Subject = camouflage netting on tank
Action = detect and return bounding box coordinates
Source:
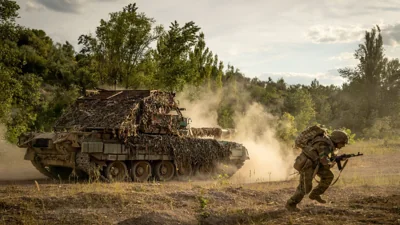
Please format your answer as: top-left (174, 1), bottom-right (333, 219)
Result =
top-left (55, 97), bottom-right (139, 130)
top-left (123, 91), bottom-right (179, 137)
top-left (126, 135), bottom-right (233, 171)
top-left (54, 90), bottom-right (180, 138)
top-left (190, 128), bottom-right (223, 138)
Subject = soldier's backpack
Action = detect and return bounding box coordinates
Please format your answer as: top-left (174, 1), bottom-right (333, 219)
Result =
top-left (294, 125), bottom-right (327, 149)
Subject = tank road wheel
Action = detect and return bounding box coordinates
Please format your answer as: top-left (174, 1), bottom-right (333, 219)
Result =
top-left (176, 164), bottom-right (193, 181)
top-left (154, 161), bottom-right (175, 181)
top-left (105, 161), bottom-right (128, 182)
top-left (131, 161), bottom-right (152, 182)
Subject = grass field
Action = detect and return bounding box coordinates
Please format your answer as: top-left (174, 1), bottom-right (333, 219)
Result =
top-left (0, 140), bottom-right (399, 225)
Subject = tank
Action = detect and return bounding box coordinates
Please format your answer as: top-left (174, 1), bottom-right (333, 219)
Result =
top-left (17, 89), bottom-right (249, 182)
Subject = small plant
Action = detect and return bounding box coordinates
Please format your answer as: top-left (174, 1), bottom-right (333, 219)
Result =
top-left (198, 195), bottom-right (208, 209)
top-left (197, 189), bottom-right (208, 210)
top-left (200, 211), bottom-right (210, 218)
top-left (216, 173), bottom-right (230, 185)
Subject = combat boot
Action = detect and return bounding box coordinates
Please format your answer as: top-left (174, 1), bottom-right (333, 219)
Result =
top-left (309, 194), bottom-right (327, 203)
top-left (285, 200), bottom-right (300, 212)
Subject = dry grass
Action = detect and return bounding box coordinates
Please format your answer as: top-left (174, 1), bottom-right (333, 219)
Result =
top-left (1, 140), bottom-right (400, 225)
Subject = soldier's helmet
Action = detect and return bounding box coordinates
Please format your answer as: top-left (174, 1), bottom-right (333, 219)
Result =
top-left (330, 130), bottom-right (349, 144)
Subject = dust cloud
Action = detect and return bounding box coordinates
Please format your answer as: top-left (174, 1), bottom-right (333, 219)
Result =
top-left (176, 87), bottom-right (296, 183)
top-left (176, 88), bottom-right (222, 128)
top-left (230, 103), bottom-right (296, 183)
top-left (0, 125), bottom-right (45, 181)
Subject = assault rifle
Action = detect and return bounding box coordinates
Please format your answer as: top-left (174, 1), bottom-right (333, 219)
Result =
top-left (334, 152), bottom-right (363, 170)
top-left (323, 152), bottom-right (364, 186)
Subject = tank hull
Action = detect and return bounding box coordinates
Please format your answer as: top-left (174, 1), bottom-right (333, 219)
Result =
top-left (18, 131), bottom-right (249, 182)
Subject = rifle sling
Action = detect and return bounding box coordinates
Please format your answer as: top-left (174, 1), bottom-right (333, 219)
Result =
top-left (331, 159), bottom-right (349, 186)
top-left (314, 159), bottom-right (349, 186)
top-left (312, 162), bottom-right (320, 180)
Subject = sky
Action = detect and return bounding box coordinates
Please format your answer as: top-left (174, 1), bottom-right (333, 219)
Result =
top-left (15, 0), bottom-right (400, 86)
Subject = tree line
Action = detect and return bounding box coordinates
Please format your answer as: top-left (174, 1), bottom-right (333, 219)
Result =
top-left (1, 0), bottom-right (399, 143)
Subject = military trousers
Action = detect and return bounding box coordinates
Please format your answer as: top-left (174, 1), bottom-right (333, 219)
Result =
top-left (288, 163), bottom-right (334, 205)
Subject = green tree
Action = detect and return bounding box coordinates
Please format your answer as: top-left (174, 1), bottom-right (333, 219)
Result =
top-left (0, 0), bottom-right (20, 121)
top-left (276, 112), bottom-right (297, 142)
top-left (46, 41), bottom-right (77, 88)
top-left (78, 3), bottom-right (162, 88)
top-left (6, 73), bottom-right (42, 142)
top-left (339, 26), bottom-right (386, 129)
top-left (75, 53), bottom-right (100, 93)
top-left (209, 54), bottom-right (224, 91)
top-left (284, 87), bottom-right (316, 132)
top-left (18, 29), bottom-right (53, 78)
top-left (0, 1), bottom-right (74, 142)
top-left (307, 79), bottom-right (336, 125)
top-left (381, 59), bottom-right (400, 117)
top-left (189, 32), bottom-right (213, 87)
top-left (154, 21), bottom-right (200, 91)
top-left (0, 0), bottom-right (19, 23)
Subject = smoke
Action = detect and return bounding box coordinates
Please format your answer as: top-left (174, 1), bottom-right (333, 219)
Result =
top-left (176, 85), bottom-right (296, 183)
top-left (231, 103), bottom-right (296, 183)
top-left (176, 87), bottom-right (223, 128)
top-left (0, 125), bottom-right (45, 181)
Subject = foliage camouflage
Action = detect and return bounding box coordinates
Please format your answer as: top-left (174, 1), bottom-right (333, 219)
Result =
top-left (17, 89), bottom-right (249, 182)
top-left (126, 134), bottom-right (240, 175)
top-left (54, 90), bottom-right (179, 136)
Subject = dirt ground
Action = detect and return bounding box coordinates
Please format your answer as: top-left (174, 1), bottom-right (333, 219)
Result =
top-left (1, 140), bottom-right (399, 225)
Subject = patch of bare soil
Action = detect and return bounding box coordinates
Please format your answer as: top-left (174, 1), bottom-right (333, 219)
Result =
top-left (0, 182), bottom-right (399, 225)
top-left (118, 211), bottom-right (197, 225)
top-left (0, 144), bottom-right (399, 225)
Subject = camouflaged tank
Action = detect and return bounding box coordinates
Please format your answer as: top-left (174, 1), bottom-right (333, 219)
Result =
top-left (17, 90), bottom-right (249, 182)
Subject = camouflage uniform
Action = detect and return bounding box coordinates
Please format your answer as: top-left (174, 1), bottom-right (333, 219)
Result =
top-left (287, 135), bottom-right (335, 209)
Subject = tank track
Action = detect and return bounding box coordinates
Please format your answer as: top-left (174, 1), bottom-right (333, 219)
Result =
top-left (75, 152), bottom-right (109, 182)
top-left (31, 160), bottom-right (57, 179)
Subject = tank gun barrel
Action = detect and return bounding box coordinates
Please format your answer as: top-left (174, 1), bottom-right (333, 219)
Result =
top-left (188, 127), bottom-right (236, 139)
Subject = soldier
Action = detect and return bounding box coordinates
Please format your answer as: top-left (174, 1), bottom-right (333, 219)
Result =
top-left (285, 130), bottom-right (349, 212)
